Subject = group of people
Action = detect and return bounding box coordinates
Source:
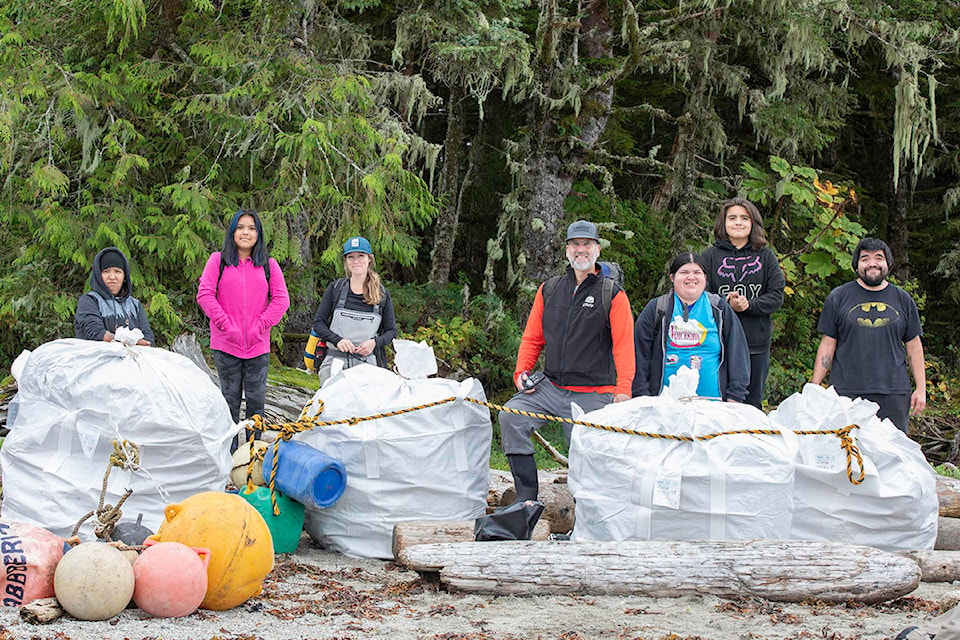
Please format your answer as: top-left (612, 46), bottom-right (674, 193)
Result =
top-left (72, 199), bottom-right (927, 490)
top-left (500, 202), bottom-right (926, 502)
top-left (73, 210), bottom-right (395, 441)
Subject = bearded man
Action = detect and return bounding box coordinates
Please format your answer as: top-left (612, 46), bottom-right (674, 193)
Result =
top-left (811, 237), bottom-right (926, 433)
top-left (498, 220), bottom-right (635, 502)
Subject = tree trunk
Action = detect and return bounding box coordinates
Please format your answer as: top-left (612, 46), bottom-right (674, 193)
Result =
top-left (429, 86), bottom-right (467, 286)
top-left (398, 539), bottom-right (920, 603)
top-left (889, 165), bottom-right (911, 280)
top-left (518, 0), bottom-right (615, 285)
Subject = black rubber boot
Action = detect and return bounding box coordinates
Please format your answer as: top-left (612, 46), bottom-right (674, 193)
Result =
top-left (507, 454), bottom-right (540, 503)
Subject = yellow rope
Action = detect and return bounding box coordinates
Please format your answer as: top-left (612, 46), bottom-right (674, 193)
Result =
top-left (243, 395), bottom-right (867, 507)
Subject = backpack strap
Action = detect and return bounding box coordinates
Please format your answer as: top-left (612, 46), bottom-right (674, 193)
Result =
top-left (600, 277), bottom-right (615, 316)
top-left (540, 274), bottom-right (563, 307)
top-left (655, 292), bottom-right (672, 323)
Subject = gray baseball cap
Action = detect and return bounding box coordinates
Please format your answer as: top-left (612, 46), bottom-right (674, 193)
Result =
top-left (566, 220), bottom-right (600, 242)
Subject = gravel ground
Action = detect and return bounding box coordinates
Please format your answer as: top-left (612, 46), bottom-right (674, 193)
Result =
top-left (0, 534), bottom-right (957, 640)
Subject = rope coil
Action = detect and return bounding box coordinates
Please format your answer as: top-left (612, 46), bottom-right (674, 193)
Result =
top-left (71, 440), bottom-right (142, 541)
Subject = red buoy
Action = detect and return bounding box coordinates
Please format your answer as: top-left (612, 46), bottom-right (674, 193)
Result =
top-left (132, 540), bottom-right (210, 618)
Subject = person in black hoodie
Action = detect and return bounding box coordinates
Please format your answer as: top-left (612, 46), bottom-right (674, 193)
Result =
top-left (74, 247), bottom-right (154, 346)
top-left (700, 197), bottom-right (784, 409)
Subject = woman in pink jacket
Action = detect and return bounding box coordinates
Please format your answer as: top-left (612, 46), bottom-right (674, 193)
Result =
top-left (197, 210), bottom-right (290, 437)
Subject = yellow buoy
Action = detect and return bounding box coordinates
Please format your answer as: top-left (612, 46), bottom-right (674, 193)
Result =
top-left (148, 492), bottom-right (273, 611)
top-left (53, 542), bottom-right (135, 621)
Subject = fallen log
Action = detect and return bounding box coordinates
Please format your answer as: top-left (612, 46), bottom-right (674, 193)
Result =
top-left (898, 550), bottom-right (960, 583)
top-left (935, 517), bottom-right (960, 550)
top-left (392, 519), bottom-right (551, 558)
top-left (398, 539), bottom-right (920, 603)
top-left (937, 475), bottom-right (960, 518)
top-left (20, 597), bottom-right (64, 624)
top-left (501, 482), bottom-right (574, 534)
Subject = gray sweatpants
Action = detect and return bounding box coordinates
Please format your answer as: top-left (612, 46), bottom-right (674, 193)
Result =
top-left (498, 380), bottom-right (612, 456)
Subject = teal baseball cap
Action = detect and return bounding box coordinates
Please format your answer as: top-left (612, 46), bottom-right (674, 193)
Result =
top-left (343, 236), bottom-right (373, 255)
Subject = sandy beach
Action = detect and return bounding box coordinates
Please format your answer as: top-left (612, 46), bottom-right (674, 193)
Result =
top-left (0, 533), bottom-right (956, 640)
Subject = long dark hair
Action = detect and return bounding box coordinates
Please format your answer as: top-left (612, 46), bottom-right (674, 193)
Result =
top-left (221, 209), bottom-right (268, 267)
top-left (715, 197), bottom-right (768, 250)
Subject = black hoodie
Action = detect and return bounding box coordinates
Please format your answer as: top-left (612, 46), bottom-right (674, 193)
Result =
top-left (74, 247), bottom-right (155, 345)
top-left (700, 239), bottom-right (785, 353)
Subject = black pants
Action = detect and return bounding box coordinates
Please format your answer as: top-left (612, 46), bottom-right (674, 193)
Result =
top-left (745, 350), bottom-right (770, 410)
top-left (856, 392), bottom-right (911, 435)
top-left (212, 350), bottom-right (269, 423)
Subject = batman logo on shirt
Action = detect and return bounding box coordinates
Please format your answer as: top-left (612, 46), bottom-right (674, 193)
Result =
top-left (847, 301), bottom-right (898, 328)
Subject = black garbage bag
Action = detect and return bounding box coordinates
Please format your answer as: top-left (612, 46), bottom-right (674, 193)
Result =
top-left (474, 500), bottom-right (545, 541)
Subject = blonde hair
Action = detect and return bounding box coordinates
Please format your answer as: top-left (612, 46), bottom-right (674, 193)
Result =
top-left (343, 255), bottom-right (382, 306)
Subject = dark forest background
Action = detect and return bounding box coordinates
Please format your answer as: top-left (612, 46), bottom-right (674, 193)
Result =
top-left (3, 0), bottom-right (960, 435)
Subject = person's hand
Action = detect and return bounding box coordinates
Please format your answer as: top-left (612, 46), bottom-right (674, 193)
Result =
top-left (613, 393), bottom-right (630, 403)
top-left (725, 398), bottom-right (741, 403)
top-left (103, 331), bottom-right (115, 342)
top-left (726, 291), bottom-right (749, 312)
top-left (136, 339), bottom-right (151, 346)
top-left (911, 387), bottom-right (927, 415)
top-left (336, 338), bottom-right (356, 353)
top-left (355, 339), bottom-right (376, 357)
top-left (516, 372), bottom-right (534, 394)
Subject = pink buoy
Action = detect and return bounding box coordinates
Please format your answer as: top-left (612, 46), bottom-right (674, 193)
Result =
top-left (133, 540), bottom-right (210, 618)
top-left (0, 519), bottom-right (65, 607)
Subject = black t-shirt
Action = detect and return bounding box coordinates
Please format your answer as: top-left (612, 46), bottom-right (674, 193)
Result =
top-left (817, 280), bottom-right (922, 395)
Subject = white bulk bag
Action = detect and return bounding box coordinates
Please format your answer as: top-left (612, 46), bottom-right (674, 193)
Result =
top-left (298, 364), bottom-right (491, 559)
top-left (1, 339), bottom-right (233, 538)
top-left (570, 395), bottom-right (797, 542)
top-left (769, 384), bottom-right (937, 551)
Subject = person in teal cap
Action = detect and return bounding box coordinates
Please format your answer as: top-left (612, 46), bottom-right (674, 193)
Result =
top-left (311, 236), bottom-right (397, 385)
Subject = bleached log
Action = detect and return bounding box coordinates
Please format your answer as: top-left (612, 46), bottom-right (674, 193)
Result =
top-left (899, 550), bottom-right (960, 582)
top-left (20, 598), bottom-right (64, 624)
top-left (501, 482), bottom-right (574, 534)
top-left (937, 475), bottom-right (960, 518)
top-left (936, 517), bottom-right (960, 550)
top-left (392, 519), bottom-right (551, 558)
top-left (398, 539), bottom-right (920, 604)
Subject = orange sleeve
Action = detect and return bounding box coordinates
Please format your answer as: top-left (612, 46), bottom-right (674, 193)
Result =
top-left (514, 285), bottom-right (547, 385)
top-left (609, 289), bottom-right (636, 396)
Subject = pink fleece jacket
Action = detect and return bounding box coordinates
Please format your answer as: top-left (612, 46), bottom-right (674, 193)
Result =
top-left (196, 252), bottom-right (290, 358)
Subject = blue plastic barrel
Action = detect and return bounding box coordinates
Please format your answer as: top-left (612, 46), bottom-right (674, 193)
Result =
top-left (262, 440), bottom-right (347, 509)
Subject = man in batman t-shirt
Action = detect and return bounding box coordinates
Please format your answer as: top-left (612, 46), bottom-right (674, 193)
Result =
top-left (811, 237), bottom-right (926, 434)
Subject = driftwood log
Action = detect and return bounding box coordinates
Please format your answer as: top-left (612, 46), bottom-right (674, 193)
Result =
top-left (937, 475), bottom-right (960, 518)
top-left (898, 550), bottom-right (960, 582)
top-left (935, 517), bottom-right (960, 550)
top-left (19, 597), bottom-right (64, 624)
top-left (392, 519), bottom-right (551, 558)
top-left (398, 539), bottom-right (921, 603)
